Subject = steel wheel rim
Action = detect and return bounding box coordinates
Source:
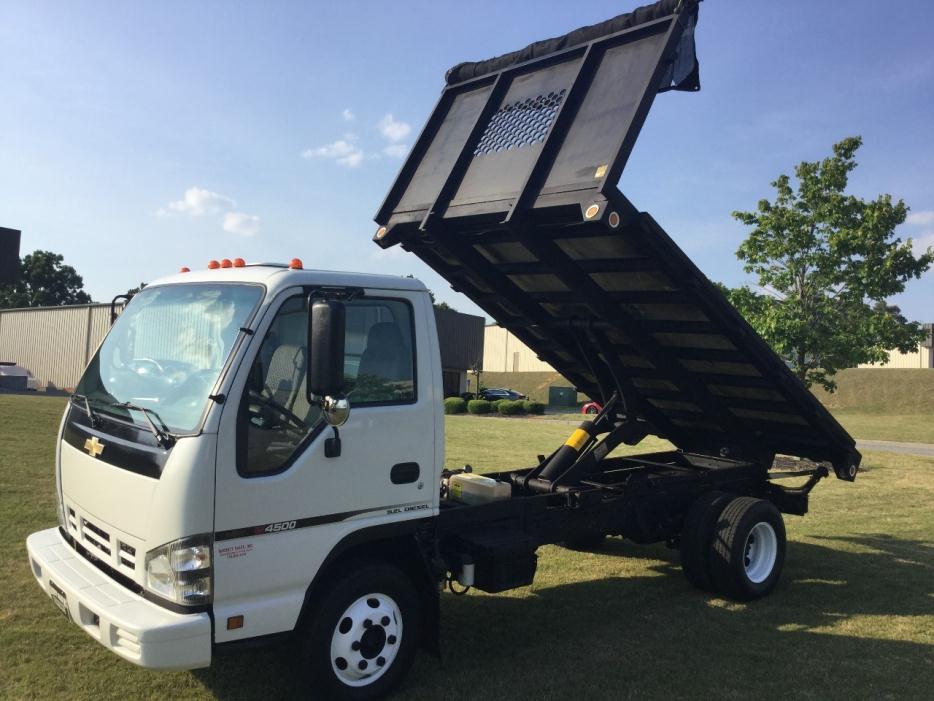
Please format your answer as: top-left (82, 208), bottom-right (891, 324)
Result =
top-left (330, 593), bottom-right (402, 687)
top-left (743, 521), bottom-right (777, 584)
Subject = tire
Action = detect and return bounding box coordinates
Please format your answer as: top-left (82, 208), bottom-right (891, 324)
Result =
top-left (561, 531), bottom-right (607, 551)
top-left (679, 491), bottom-right (733, 592)
top-left (299, 561), bottom-right (423, 700)
top-left (709, 497), bottom-right (786, 601)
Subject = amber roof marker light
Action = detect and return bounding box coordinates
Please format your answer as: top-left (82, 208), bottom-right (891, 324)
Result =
top-left (207, 260), bottom-right (220, 269)
top-left (289, 258), bottom-right (303, 270)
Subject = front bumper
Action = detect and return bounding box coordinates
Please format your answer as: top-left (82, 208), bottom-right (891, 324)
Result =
top-left (26, 527), bottom-right (212, 670)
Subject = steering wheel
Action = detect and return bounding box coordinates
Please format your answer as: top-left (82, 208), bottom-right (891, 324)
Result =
top-left (129, 357), bottom-right (166, 377)
top-left (248, 389), bottom-right (307, 432)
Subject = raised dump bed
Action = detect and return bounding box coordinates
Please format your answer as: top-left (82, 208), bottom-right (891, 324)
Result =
top-left (374, 0), bottom-right (860, 485)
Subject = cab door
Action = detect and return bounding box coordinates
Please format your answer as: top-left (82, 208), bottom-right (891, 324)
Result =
top-left (211, 287), bottom-right (438, 642)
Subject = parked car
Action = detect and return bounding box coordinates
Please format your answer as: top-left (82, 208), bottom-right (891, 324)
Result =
top-left (479, 387), bottom-right (527, 401)
top-left (0, 362), bottom-right (39, 391)
top-left (581, 401), bottom-right (602, 415)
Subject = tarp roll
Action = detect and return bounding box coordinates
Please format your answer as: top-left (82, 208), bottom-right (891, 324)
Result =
top-left (445, 0), bottom-right (700, 91)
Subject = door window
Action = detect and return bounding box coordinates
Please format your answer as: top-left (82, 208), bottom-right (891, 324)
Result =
top-left (238, 295), bottom-right (416, 476)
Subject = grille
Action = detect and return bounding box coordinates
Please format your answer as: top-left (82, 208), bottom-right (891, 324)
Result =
top-left (80, 517), bottom-right (112, 557)
top-left (474, 90), bottom-right (566, 156)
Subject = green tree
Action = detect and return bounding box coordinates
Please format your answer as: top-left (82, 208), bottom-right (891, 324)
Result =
top-left (727, 136), bottom-right (933, 392)
top-left (0, 250), bottom-right (93, 308)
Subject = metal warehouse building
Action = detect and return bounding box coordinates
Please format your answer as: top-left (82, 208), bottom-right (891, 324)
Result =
top-left (483, 324), bottom-right (554, 373)
top-left (487, 322), bottom-right (934, 374)
top-left (858, 324), bottom-right (934, 368)
top-left (0, 303), bottom-right (484, 394)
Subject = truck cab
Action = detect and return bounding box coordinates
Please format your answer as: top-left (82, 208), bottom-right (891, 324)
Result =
top-left (28, 263), bottom-right (442, 676)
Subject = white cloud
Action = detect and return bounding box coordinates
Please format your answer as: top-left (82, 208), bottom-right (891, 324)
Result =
top-left (342, 108), bottom-right (355, 122)
top-left (377, 113), bottom-right (411, 143)
top-left (382, 143), bottom-right (409, 159)
top-left (160, 186), bottom-right (235, 217)
top-left (222, 212), bottom-right (261, 237)
top-left (302, 137), bottom-right (364, 168)
top-left (906, 210), bottom-right (934, 227)
top-left (911, 231), bottom-right (934, 257)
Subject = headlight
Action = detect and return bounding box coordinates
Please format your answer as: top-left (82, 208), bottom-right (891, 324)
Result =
top-left (144, 534), bottom-right (213, 606)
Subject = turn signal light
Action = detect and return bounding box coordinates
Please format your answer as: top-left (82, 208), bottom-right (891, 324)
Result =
top-left (233, 258), bottom-right (245, 267)
top-left (207, 260), bottom-right (220, 269)
top-left (289, 258), bottom-right (303, 270)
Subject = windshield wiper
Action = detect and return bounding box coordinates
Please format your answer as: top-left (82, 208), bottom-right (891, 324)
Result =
top-left (71, 393), bottom-right (101, 428)
top-left (110, 401), bottom-right (176, 449)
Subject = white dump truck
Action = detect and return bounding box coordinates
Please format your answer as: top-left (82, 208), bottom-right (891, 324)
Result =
top-left (26, 2), bottom-right (860, 698)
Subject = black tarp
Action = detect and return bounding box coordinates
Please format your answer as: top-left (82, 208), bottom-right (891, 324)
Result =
top-left (445, 0), bottom-right (700, 91)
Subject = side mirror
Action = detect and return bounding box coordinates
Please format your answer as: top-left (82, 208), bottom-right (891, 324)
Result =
top-left (308, 299), bottom-right (346, 399)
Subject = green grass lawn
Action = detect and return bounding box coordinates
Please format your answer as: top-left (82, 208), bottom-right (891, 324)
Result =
top-left (2, 395), bottom-right (933, 700)
top-left (830, 410), bottom-right (934, 444)
top-left (538, 408), bottom-right (934, 445)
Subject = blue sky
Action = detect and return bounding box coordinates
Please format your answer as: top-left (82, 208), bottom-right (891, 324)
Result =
top-left (2, 1), bottom-right (933, 321)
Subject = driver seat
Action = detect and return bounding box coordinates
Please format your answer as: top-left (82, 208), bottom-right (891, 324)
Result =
top-left (264, 344), bottom-right (307, 414)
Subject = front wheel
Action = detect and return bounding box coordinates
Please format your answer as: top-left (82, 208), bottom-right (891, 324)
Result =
top-left (300, 562), bottom-right (422, 700)
top-left (709, 497), bottom-right (786, 601)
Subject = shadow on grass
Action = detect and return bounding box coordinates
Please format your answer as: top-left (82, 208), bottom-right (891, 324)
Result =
top-left (193, 534), bottom-right (933, 700)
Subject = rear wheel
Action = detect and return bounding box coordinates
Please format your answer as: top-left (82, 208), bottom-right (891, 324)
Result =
top-left (300, 562), bottom-right (422, 700)
top-left (709, 497), bottom-right (786, 601)
top-left (680, 491), bottom-right (733, 591)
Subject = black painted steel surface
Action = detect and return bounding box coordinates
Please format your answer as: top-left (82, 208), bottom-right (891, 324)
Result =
top-left (373, 2), bottom-right (860, 480)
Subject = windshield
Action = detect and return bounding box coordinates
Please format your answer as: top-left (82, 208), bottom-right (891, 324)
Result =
top-left (75, 283), bottom-right (262, 433)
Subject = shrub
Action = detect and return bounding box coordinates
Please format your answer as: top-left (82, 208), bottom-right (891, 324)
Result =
top-left (492, 399), bottom-right (509, 412)
top-left (497, 399), bottom-right (527, 416)
top-left (523, 400), bottom-right (545, 415)
top-left (467, 399), bottom-right (492, 415)
top-left (444, 397), bottom-right (467, 414)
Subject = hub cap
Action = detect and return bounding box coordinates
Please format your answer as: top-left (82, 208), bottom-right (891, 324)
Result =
top-left (743, 521), bottom-right (778, 584)
top-left (330, 593), bottom-right (402, 687)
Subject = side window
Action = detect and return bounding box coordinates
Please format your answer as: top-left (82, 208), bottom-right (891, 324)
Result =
top-left (344, 299), bottom-right (416, 405)
top-left (239, 296), bottom-right (416, 476)
top-left (239, 296), bottom-right (321, 476)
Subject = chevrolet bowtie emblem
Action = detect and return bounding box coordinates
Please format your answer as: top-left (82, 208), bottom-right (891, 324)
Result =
top-left (84, 436), bottom-right (105, 458)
